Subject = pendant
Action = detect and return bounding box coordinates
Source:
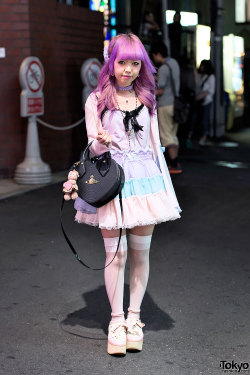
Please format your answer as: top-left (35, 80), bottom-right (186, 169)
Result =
top-left (126, 100), bottom-right (128, 104)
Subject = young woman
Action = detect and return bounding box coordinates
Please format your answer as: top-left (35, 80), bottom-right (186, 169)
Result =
top-left (69, 33), bottom-right (181, 355)
top-left (189, 59), bottom-right (215, 146)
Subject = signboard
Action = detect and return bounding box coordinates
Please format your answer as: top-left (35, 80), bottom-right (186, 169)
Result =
top-left (19, 56), bottom-right (44, 117)
top-left (81, 58), bottom-right (102, 105)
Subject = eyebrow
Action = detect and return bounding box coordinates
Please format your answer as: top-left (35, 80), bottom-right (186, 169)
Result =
top-left (117, 59), bottom-right (141, 62)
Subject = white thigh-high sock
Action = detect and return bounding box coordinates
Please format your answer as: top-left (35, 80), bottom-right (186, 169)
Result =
top-left (128, 233), bottom-right (152, 320)
top-left (103, 235), bottom-right (127, 322)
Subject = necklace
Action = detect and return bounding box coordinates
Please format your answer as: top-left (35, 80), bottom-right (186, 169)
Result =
top-left (117, 89), bottom-right (135, 105)
top-left (116, 97), bottom-right (139, 150)
top-left (116, 96), bottom-right (138, 114)
top-left (115, 83), bottom-right (133, 91)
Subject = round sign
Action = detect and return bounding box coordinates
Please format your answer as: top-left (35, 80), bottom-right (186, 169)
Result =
top-left (19, 57), bottom-right (44, 93)
top-left (86, 61), bottom-right (102, 89)
top-left (26, 60), bottom-right (44, 93)
top-left (81, 58), bottom-right (102, 90)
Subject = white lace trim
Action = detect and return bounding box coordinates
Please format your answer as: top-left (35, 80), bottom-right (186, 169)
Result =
top-left (75, 214), bottom-right (180, 230)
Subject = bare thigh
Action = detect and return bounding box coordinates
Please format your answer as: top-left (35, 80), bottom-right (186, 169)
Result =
top-left (129, 224), bottom-right (155, 236)
top-left (101, 228), bottom-right (126, 238)
top-left (101, 224), bottom-right (155, 238)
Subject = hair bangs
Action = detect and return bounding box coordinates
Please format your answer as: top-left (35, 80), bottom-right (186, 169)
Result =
top-left (115, 38), bottom-right (145, 62)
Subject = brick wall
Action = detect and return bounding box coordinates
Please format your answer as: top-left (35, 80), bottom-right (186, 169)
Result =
top-left (0, 0), bottom-right (103, 178)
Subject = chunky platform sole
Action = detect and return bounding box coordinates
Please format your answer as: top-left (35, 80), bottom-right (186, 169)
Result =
top-left (126, 339), bottom-right (143, 351)
top-left (107, 341), bottom-right (126, 355)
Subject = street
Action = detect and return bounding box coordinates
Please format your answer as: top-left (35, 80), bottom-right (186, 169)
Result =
top-left (0, 137), bottom-right (250, 375)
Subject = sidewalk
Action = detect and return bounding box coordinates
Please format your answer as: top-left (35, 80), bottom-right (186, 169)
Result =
top-left (0, 170), bottom-right (66, 200)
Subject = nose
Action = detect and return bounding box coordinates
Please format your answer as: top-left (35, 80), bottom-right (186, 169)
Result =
top-left (124, 64), bottom-right (132, 73)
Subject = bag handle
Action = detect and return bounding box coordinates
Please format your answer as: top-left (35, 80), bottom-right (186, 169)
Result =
top-left (60, 191), bottom-right (123, 271)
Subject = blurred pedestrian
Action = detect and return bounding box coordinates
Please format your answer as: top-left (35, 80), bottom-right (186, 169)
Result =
top-left (65, 33), bottom-right (181, 355)
top-left (189, 60), bottom-right (215, 145)
top-left (141, 11), bottom-right (162, 43)
top-left (151, 42), bottom-right (182, 174)
top-left (168, 11), bottom-right (182, 63)
top-left (178, 57), bottom-right (197, 147)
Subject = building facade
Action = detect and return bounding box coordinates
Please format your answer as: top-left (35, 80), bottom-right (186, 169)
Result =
top-left (0, 0), bottom-right (103, 178)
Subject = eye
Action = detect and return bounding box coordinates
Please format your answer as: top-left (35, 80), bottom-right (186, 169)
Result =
top-left (118, 60), bottom-right (125, 65)
top-left (133, 61), bottom-right (141, 66)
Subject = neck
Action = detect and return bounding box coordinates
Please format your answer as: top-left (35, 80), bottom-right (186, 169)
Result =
top-left (115, 83), bottom-right (133, 91)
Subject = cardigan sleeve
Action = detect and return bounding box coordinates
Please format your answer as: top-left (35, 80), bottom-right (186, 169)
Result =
top-left (85, 93), bottom-right (111, 156)
top-left (150, 111), bottom-right (181, 213)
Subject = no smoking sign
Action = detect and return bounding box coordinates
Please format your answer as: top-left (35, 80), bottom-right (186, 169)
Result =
top-left (19, 56), bottom-right (44, 117)
top-left (26, 60), bottom-right (44, 93)
top-left (81, 58), bottom-right (102, 105)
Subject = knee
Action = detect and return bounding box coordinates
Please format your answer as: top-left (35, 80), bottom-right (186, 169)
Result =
top-left (108, 250), bottom-right (127, 269)
top-left (129, 248), bottom-right (149, 267)
top-left (104, 235), bottom-right (128, 268)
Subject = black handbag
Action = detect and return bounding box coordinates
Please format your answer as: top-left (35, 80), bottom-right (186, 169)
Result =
top-left (60, 141), bottom-right (125, 271)
top-left (75, 141), bottom-right (125, 207)
top-left (164, 62), bottom-right (190, 125)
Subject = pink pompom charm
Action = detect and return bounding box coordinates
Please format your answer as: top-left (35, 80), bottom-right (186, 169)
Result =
top-left (64, 193), bottom-right (71, 201)
top-left (71, 191), bottom-right (78, 200)
top-left (63, 181), bottom-right (73, 191)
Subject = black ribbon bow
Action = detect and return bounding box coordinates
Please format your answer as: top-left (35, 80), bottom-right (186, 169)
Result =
top-left (123, 104), bottom-right (144, 133)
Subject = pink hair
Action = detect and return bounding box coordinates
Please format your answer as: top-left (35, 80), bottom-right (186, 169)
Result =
top-left (94, 33), bottom-right (157, 118)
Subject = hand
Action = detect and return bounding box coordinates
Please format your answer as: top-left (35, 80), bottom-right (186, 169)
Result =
top-left (96, 130), bottom-right (112, 147)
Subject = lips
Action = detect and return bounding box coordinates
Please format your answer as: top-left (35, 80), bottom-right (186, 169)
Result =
top-left (122, 75), bottom-right (132, 79)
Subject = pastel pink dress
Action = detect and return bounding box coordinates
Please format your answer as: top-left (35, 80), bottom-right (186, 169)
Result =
top-left (74, 93), bottom-right (181, 230)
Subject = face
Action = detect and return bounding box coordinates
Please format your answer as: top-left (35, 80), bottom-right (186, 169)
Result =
top-left (199, 63), bottom-right (205, 73)
top-left (113, 59), bottom-right (141, 87)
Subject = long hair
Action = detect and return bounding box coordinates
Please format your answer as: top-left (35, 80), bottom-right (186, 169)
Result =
top-left (95, 33), bottom-right (157, 118)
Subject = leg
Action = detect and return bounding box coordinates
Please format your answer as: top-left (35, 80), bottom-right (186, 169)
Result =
top-left (102, 228), bottom-right (127, 322)
top-left (126, 224), bottom-right (154, 351)
top-left (102, 228), bottom-right (127, 355)
top-left (158, 105), bottom-right (182, 173)
top-left (167, 144), bottom-right (178, 160)
top-left (199, 103), bottom-right (212, 145)
top-left (127, 224), bottom-right (154, 320)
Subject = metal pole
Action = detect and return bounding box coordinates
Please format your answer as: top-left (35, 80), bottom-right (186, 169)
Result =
top-left (162, 0), bottom-right (170, 52)
top-left (116, 0), bottom-right (131, 33)
top-left (210, 0), bottom-right (225, 138)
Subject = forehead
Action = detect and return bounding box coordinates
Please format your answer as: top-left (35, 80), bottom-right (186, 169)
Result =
top-left (115, 41), bottom-right (144, 62)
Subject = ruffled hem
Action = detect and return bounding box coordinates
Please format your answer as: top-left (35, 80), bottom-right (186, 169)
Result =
top-left (75, 215), bottom-right (180, 230)
top-left (75, 190), bottom-right (180, 230)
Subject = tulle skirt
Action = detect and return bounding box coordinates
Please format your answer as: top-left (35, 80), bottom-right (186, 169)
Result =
top-left (74, 149), bottom-right (180, 230)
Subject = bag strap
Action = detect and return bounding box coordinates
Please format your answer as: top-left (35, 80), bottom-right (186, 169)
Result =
top-left (163, 61), bottom-right (176, 97)
top-left (200, 75), bottom-right (209, 89)
top-left (60, 191), bottom-right (123, 271)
